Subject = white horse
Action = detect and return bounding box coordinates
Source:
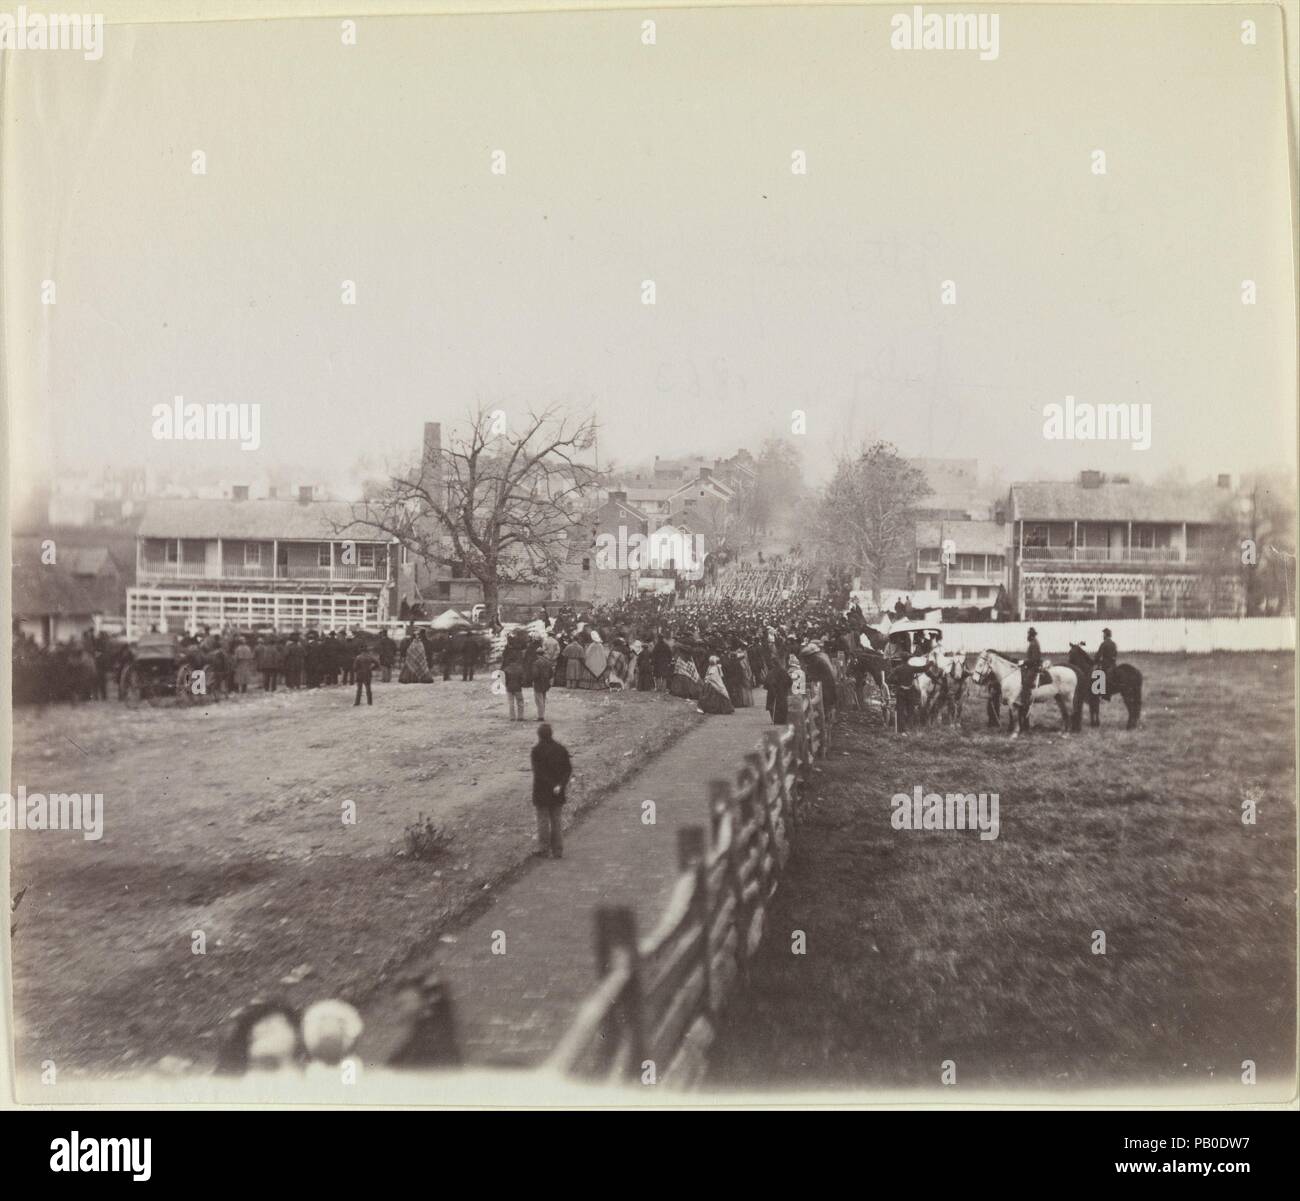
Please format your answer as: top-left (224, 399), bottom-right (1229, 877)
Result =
top-left (971, 649), bottom-right (1076, 736)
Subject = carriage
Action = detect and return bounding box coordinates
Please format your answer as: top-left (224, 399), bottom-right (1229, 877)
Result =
top-left (119, 633), bottom-right (182, 705)
top-left (847, 619), bottom-right (945, 731)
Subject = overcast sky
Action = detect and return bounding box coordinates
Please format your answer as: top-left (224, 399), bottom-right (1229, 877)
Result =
top-left (4, 4), bottom-right (1296, 503)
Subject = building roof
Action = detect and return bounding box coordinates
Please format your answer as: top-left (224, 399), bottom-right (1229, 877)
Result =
top-left (12, 538), bottom-right (125, 618)
top-left (1010, 481), bottom-right (1232, 524)
top-left (668, 475), bottom-right (735, 502)
top-left (916, 519), bottom-right (1008, 554)
top-left (137, 498), bottom-right (391, 542)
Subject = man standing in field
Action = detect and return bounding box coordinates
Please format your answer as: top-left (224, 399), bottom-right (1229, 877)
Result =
top-left (353, 640), bottom-right (379, 706)
top-left (378, 629), bottom-right (397, 683)
top-left (530, 723), bottom-right (571, 859)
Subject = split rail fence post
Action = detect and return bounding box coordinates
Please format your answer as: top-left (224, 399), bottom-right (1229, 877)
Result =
top-left (678, 825), bottom-right (711, 1019)
top-left (595, 905), bottom-right (643, 1079)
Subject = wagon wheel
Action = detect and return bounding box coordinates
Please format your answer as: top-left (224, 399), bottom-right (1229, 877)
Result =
top-left (878, 679), bottom-right (894, 730)
top-left (175, 665), bottom-right (193, 705)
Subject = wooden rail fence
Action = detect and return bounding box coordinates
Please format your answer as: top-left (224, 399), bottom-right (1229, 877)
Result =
top-left (547, 683), bottom-right (830, 1085)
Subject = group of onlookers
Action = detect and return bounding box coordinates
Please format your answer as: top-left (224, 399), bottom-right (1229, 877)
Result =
top-left (11, 630), bottom-right (118, 705)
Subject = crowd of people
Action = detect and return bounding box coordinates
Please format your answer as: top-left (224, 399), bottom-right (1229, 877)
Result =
top-left (481, 591), bottom-right (853, 727)
top-left (12, 630), bottom-right (115, 705)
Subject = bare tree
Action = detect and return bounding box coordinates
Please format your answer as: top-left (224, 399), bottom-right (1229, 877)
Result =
top-left (736, 437), bottom-right (803, 541)
top-left (344, 406), bottom-right (601, 613)
top-left (808, 441), bottom-right (931, 609)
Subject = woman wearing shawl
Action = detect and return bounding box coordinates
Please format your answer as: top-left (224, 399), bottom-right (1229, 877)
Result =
top-left (765, 654), bottom-right (792, 725)
top-left (561, 636), bottom-right (585, 688)
top-left (722, 643), bottom-right (753, 707)
top-left (669, 647), bottom-right (700, 700)
top-left (579, 634), bottom-right (608, 689)
top-left (399, 632), bottom-right (434, 683)
top-left (606, 640), bottom-right (633, 691)
top-left (698, 656), bottom-right (735, 715)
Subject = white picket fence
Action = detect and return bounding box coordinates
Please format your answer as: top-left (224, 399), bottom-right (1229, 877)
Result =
top-left (936, 616), bottom-right (1295, 656)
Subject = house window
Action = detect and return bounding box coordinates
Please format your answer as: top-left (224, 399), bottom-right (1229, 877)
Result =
top-left (358, 544), bottom-right (375, 568)
top-left (165, 541), bottom-right (180, 563)
top-left (244, 544), bottom-right (261, 565)
top-left (436, 581), bottom-right (451, 599)
top-left (318, 543), bottom-right (332, 567)
top-left (582, 557), bottom-right (590, 572)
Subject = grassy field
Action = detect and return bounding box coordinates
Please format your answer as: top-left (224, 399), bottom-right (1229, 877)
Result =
top-left (8, 678), bottom-right (698, 1078)
top-left (707, 652), bottom-right (1296, 1095)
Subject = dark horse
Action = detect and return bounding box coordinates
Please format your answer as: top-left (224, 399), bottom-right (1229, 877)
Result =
top-left (1066, 643), bottom-right (1143, 730)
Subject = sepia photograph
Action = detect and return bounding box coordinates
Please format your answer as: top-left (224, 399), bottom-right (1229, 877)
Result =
top-left (1, 0), bottom-right (1297, 1165)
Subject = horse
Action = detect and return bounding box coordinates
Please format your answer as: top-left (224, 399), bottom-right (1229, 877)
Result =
top-left (925, 651), bottom-right (971, 726)
top-left (1066, 643), bottom-right (1143, 730)
top-left (840, 628), bottom-right (893, 723)
top-left (971, 649), bottom-right (1077, 736)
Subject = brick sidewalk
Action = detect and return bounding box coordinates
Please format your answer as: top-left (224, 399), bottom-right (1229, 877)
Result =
top-left (363, 694), bottom-right (772, 1067)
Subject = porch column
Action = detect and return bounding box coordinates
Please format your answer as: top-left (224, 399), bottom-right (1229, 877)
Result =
top-left (1017, 521), bottom-right (1025, 619)
top-left (216, 536), bottom-right (223, 581)
top-left (272, 539), bottom-right (278, 581)
top-left (330, 542), bottom-right (335, 582)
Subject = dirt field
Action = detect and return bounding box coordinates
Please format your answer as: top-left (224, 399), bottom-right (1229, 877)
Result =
top-left (8, 678), bottom-right (698, 1078)
top-left (708, 652), bottom-right (1297, 1094)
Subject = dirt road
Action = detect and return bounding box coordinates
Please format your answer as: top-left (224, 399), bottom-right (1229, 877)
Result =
top-left (9, 678), bottom-right (698, 1078)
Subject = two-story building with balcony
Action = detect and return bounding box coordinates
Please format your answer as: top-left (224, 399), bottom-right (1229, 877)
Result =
top-left (914, 519), bottom-right (1010, 609)
top-left (127, 496), bottom-right (398, 635)
top-left (1008, 473), bottom-right (1243, 620)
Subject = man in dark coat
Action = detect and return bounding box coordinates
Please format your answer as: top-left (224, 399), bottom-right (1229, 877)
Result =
top-left (459, 630), bottom-right (477, 681)
top-left (530, 723), bottom-right (572, 859)
top-left (283, 635), bottom-right (305, 689)
top-left (378, 631), bottom-right (397, 683)
top-left (1017, 627), bottom-right (1043, 715)
top-left (353, 641), bottom-right (379, 706)
top-left (652, 635), bottom-right (674, 691)
top-left (1097, 627), bottom-right (1117, 695)
top-left (304, 634), bottom-right (322, 688)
